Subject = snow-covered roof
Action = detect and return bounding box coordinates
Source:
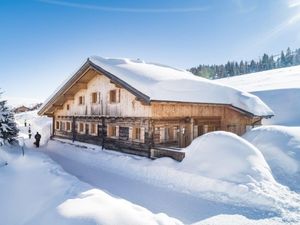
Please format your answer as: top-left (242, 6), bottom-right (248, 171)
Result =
top-left (89, 56), bottom-right (273, 117)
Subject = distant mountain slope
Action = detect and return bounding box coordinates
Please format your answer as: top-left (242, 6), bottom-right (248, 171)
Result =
top-left (216, 65), bottom-right (300, 92)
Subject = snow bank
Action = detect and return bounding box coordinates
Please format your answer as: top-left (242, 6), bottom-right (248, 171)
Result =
top-left (59, 189), bottom-right (182, 225)
top-left (192, 214), bottom-right (289, 225)
top-left (0, 147), bottom-right (182, 225)
top-left (88, 57), bottom-right (273, 116)
top-left (244, 126), bottom-right (300, 191)
top-left (44, 135), bottom-right (300, 215)
top-left (181, 131), bottom-right (274, 183)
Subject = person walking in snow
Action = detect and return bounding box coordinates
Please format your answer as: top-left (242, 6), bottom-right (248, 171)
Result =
top-left (34, 132), bottom-right (41, 148)
top-left (24, 120), bottom-right (27, 127)
top-left (28, 126), bottom-right (32, 139)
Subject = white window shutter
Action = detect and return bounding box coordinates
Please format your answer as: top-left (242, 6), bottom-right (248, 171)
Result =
top-left (98, 92), bottom-right (101, 104)
top-left (116, 126), bottom-right (119, 137)
top-left (140, 127), bottom-right (145, 143)
top-left (107, 124), bottom-right (110, 137)
top-left (107, 92), bottom-right (110, 103)
top-left (129, 127), bottom-right (133, 140)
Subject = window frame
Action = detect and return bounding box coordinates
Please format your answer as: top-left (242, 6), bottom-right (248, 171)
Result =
top-left (78, 96), bottom-right (85, 105)
top-left (133, 127), bottom-right (141, 140)
top-left (107, 124), bottom-right (119, 138)
top-left (91, 92), bottom-right (99, 104)
top-left (109, 89), bottom-right (120, 104)
top-left (66, 121), bottom-right (71, 132)
top-left (90, 123), bottom-right (98, 136)
top-left (55, 121), bottom-right (60, 130)
top-left (78, 122), bottom-right (85, 134)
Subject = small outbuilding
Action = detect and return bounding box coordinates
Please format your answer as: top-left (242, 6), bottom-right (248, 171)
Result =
top-left (14, 105), bottom-right (30, 114)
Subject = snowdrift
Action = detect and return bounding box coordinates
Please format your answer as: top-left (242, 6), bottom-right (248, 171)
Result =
top-left (244, 126), bottom-right (300, 191)
top-left (181, 131), bottom-right (274, 183)
top-left (43, 133), bottom-right (300, 214)
top-left (0, 148), bottom-right (182, 225)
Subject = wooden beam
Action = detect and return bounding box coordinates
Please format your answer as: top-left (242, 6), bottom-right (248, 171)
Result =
top-left (73, 82), bottom-right (87, 90)
top-left (110, 80), bottom-right (122, 88)
top-left (53, 104), bottom-right (63, 110)
top-left (63, 94), bottom-right (74, 101)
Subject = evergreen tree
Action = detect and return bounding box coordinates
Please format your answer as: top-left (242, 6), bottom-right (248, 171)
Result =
top-left (189, 46), bottom-right (300, 79)
top-left (261, 53), bottom-right (269, 70)
top-left (286, 47), bottom-right (293, 66)
top-left (0, 93), bottom-right (18, 145)
top-left (280, 51), bottom-right (286, 67)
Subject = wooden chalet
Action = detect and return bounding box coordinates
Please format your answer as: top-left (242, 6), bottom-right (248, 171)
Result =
top-left (38, 57), bottom-right (273, 161)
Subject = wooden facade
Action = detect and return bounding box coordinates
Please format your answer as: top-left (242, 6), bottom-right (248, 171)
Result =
top-left (39, 59), bottom-right (268, 160)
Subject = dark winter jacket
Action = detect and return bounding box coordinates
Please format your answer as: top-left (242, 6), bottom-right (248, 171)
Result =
top-left (34, 133), bottom-right (41, 141)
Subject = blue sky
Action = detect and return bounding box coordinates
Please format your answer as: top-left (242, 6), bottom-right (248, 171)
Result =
top-left (1, 0), bottom-right (300, 105)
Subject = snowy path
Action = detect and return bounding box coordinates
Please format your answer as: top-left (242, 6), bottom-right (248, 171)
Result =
top-left (39, 142), bottom-right (275, 224)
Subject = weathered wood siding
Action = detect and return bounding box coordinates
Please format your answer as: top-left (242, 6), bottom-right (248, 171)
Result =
top-left (150, 102), bottom-right (257, 136)
top-left (55, 71), bottom-right (151, 117)
top-left (53, 116), bottom-right (152, 157)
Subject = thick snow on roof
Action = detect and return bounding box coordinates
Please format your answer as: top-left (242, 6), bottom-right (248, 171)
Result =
top-left (90, 56), bottom-right (273, 116)
top-left (216, 65), bottom-right (300, 92)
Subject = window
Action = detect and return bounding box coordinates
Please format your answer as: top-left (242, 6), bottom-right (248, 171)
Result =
top-left (91, 92), bottom-right (98, 104)
top-left (109, 90), bottom-right (116, 103)
top-left (85, 123), bottom-right (89, 134)
top-left (66, 104), bottom-right (70, 110)
top-left (133, 127), bottom-right (141, 140)
top-left (130, 126), bottom-right (145, 143)
top-left (109, 89), bottom-right (120, 103)
top-left (90, 123), bottom-right (97, 135)
top-left (108, 125), bottom-right (119, 138)
top-left (79, 96), bottom-right (85, 105)
top-left (56, 121), bottom-right (60, 130)
top-left (61, 122), bottom-right (65, 131)
top-left (79, 123), bottom-right (84, 133)
top-left (66, 122), bottom-right (71, 131)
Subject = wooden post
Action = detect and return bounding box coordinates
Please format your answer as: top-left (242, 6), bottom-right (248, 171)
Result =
top-left (52, 116), bottom-right (55, 138)
top-left (72, 116), bottom-right (76, 142)
top-left (190, 118), bottom-right (194, 143)
top-left (101, 117), bottom-right (105, 150)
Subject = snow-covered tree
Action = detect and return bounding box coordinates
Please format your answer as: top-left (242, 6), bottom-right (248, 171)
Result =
top-left (0, 94), bottom-right (18, 145)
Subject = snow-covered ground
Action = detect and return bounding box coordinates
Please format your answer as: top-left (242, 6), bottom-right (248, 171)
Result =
top-left (1, 110), bottom-right (299, 224)
top-left (0, 146), bottom-right (182, 225)
top-left (244, 126), bottom-right (300, 192)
